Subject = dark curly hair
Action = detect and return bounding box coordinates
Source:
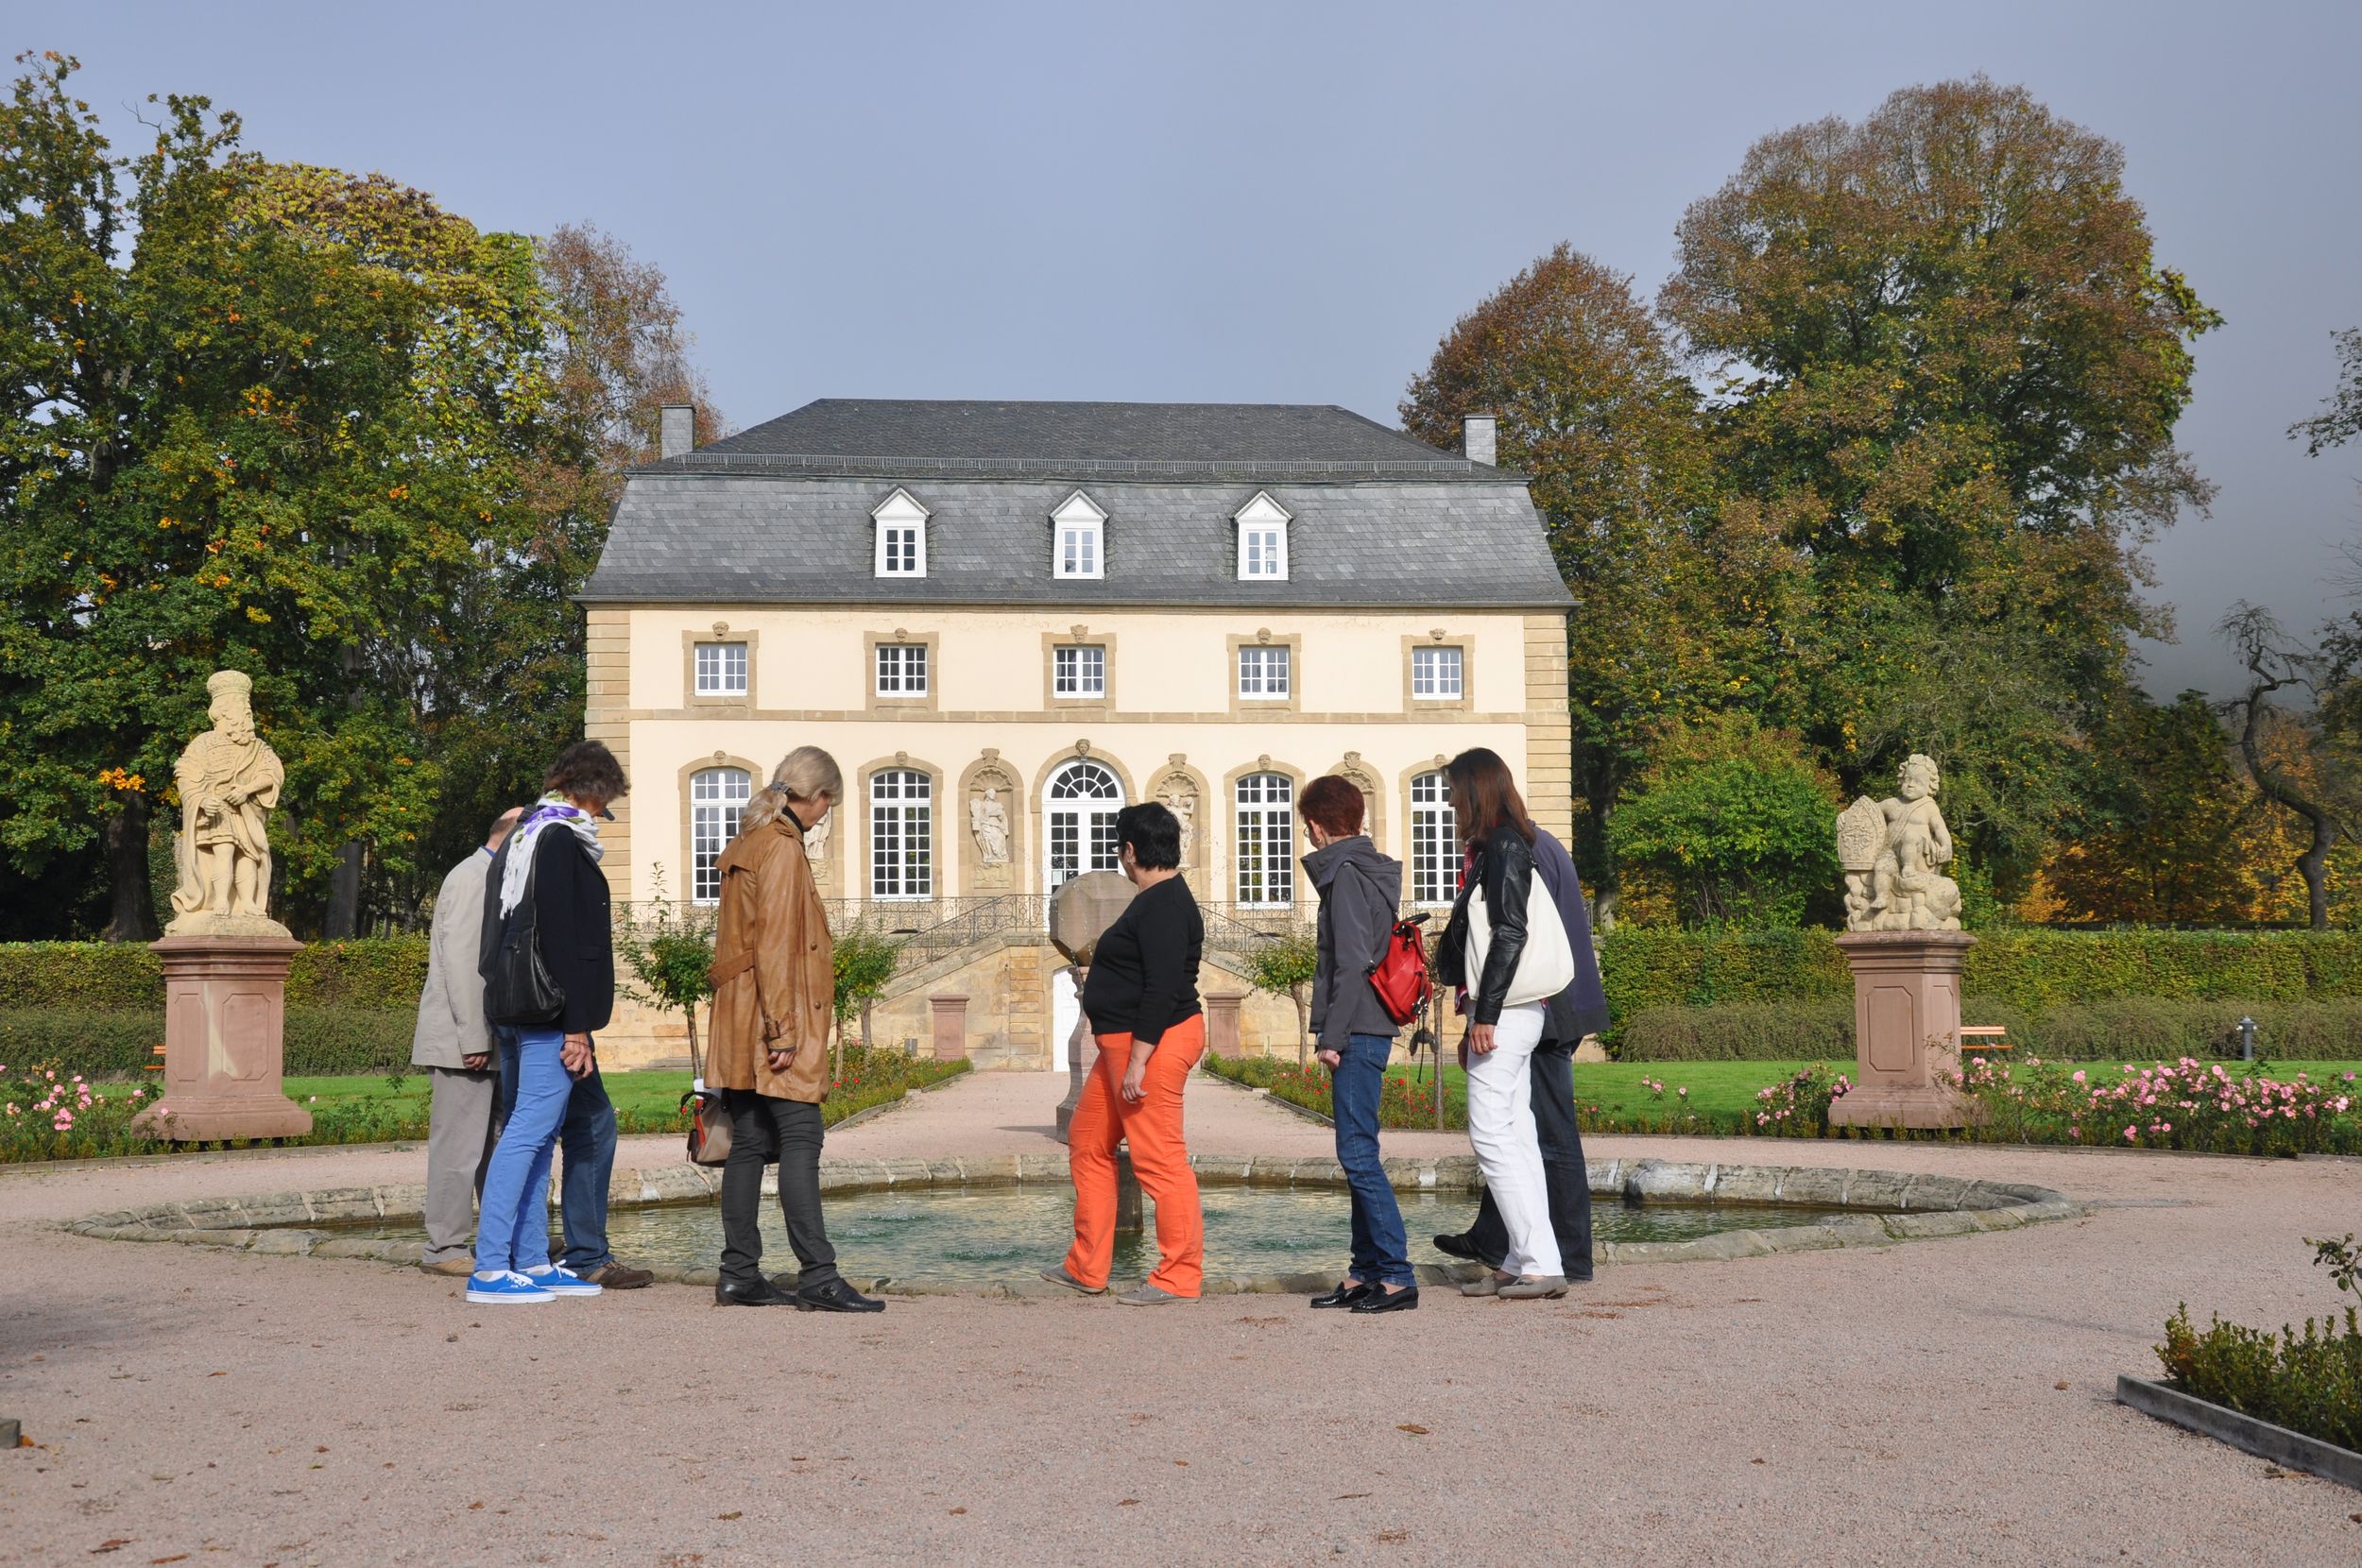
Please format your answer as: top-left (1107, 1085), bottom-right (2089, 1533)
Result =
top-left (1115, 802), bottom-right (1182, 872)
top-left (543, 740), bottom-right (629, 807)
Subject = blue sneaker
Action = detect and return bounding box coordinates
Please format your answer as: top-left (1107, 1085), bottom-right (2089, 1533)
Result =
top-left (523, 1264), bottom-right (603, 1297)
top-left (466, 1270), bottom-right (556, 1304)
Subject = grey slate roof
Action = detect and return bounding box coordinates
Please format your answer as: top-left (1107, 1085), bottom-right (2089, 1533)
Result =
top-left (585, 400), bottom-right (1569, 611)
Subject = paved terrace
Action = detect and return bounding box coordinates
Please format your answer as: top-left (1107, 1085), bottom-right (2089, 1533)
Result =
top-left (3, 1069), bottom-right (2357, 1565)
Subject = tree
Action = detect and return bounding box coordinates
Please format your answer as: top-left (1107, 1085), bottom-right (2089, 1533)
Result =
top-left (2289, 327), bottom-right (2362, 457)
top-left (1242, 929), bottom-right (1319, 1067)
top-left (1662, 77), bottom-right (2222, 893)
top-left (1400, 246), bottom-right (1789, 920)
top-left (616, 866), bottom-right (716, 1067)
top-left (2219, 605), bottom-right (2351, 929)
top-left (830, 923), bottom-right (902, 1082)
top-left (2044, 692), bottom-right (2266, 923)
top-left (1606, 716), bottom-right (1840, 928)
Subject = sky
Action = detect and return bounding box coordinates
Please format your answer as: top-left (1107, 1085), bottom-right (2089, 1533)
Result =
top-left (18, 0), bottom-right (2362, 699)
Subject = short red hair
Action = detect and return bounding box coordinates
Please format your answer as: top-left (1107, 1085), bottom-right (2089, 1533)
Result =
top-left (1297, 775), bottom-right (1365, 837)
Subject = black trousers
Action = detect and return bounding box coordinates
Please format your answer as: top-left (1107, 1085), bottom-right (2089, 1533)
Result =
top-left (718, 1089), bottom-right (840, 1288)
top-left (1465, 1042), bottom-right (1594, 1277)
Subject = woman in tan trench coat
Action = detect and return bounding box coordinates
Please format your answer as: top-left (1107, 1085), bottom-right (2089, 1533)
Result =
top-left (706, 745), bottom-right (882, 1312)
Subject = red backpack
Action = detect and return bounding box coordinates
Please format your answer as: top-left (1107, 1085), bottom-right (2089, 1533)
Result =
top-left (1366, 912), bottom-right (1433, 1027)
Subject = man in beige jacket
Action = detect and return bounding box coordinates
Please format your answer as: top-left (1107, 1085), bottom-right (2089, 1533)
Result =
top-left (411, 809), bottom-right (522, 1274)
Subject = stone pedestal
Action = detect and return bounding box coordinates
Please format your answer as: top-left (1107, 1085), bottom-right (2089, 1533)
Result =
top-left (131, 933), bottom-right (312, 1142)
top-left (929, 995), bottom-right (969, 1062)
top-left (1825, 930), bottom-right (1980, 1131)
top-left (1055, 966), bottom-right (1094, 1141)
top-left (1205, 991), bottom-right (1245, 1059)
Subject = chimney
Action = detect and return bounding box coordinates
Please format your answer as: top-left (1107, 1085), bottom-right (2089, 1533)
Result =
top-left (1461, 413), bottom-right (1498, 468)
top-left (659, 403), bottom-right (696, 461)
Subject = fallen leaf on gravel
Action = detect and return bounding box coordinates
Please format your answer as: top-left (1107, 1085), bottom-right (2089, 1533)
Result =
top-left (716, 1513), bottom-right (742, 1522)
top-left (466, 1502), bottom-right (483, 1511)
top-left (1119, 1499), bottom-right (1138, 1507)
top-left (90, 1542), bottom-right (131, 1556)
top-left (150, 1556), bottom-right (188, 1564)
top-left (2348, 1512), bottom-right (2361, 1524)
top-left (1395, 1424), bottom-right (1429, 1436)
top-left (949, 1508), bottom-right (967, 1515)
top-left (445, 1334), bottom-right (459, 1343)
top-left (1751, 1458), bottom-right (1765, 1465)
top-left (206, 1372), bottom-right (224, 1378)
top-left (1335, 1492), bottom-right (1372, 1501)
top-left (1173, 1460), bottom-right (1189, 1467)
top-left (2055, 1381), bottom-right (2070, 1390)
top-left (1376, 1529), bottom-right (1410, 1543)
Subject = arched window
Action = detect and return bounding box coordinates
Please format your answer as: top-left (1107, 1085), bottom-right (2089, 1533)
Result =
top-left (1045, 759), bottom-right (1123, 892)
top-left (1409, 771), bottom-right (1459, 906)
top-left (869, 769), bottom-right (934, 900)
top-left (1234, 772), bottom-right (1294, 909)
top-left (690, 767), bottom-right (752, 904)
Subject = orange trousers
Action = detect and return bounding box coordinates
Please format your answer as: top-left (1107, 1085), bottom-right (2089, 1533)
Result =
top-left (1061, 1015), bottom-right (1206, 1296)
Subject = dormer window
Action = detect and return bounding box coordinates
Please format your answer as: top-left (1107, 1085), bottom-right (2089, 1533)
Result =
top-left (1234, 491), bottom-right (1291, 581)
top-left (1051, 490), bottom-right (1105, 580)
top-left (872, 488), bottom-right (930, 578)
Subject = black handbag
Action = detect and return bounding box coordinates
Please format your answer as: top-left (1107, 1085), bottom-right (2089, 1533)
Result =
top-left (485, 846), bottom-right (567, 1027)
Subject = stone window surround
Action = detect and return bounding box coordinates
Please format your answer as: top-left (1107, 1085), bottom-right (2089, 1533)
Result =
top-left (1402, 630), bottom-right (1473, 712)
top-left (1225, 629), bottom-right (1303, 717)
top-left (1027, 744), bottom-right (1139, 894)
top-left (1040, 626), bottom-right (1117, 711)
top-left (677, 751), bottom-right (762, 906)
top-left (1220, 755), bottom-right (1308, 908)
top-left (864, 628), bottom-right (942, 713)
top-left (855, 750), bottom-right (946, 906)
top-left (682, 625), bottom-right (759, 708)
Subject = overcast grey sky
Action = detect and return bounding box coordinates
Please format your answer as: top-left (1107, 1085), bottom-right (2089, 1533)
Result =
top-left (22, 0), bottom-right (2361, 697)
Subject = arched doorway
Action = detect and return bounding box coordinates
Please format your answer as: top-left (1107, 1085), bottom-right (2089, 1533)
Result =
top-left (1044, 758), bottom-right (1124, 894)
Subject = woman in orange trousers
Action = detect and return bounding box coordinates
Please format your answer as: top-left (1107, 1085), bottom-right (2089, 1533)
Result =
top-left (1042, 802), bottom-right (1207, 1304)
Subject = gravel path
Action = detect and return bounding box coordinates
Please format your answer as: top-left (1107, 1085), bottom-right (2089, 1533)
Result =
top-left (4, 1068), bottom-right (2358, 1565)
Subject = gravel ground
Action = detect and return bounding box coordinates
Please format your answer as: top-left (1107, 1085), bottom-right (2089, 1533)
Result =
top-left (4, 1069), bottom-right (2359, 1566)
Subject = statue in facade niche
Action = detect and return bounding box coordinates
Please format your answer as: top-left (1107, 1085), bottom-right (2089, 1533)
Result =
top-left (1837, 753), bottom-right (1964, 933)
top-left (166, 670), bottom-right (288, 935)
top-left (1160, 786), bottom-right (1197, 863)
top-left (969, 786), bottom-right (1011, 866)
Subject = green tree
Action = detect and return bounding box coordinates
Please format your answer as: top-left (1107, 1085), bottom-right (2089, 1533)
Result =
top-left (1662, 77), bottom-right (2222, 892)
top-left (616, 866), bottom-right (717, 1065)
top-left (830, 923), bottom-right (903, 1081)
top-left (1607, 717), bottom-right (1840, 928)
top-left (1241, 929), bottom-right (1319, 1066)
top-left (2045, 691), bottom-right (2259, 923)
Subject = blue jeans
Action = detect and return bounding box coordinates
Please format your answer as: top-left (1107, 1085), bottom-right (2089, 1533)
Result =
top-left (474, 1028), bottom-right (568, 1275)
top-left (1332, 1032), bottom-right (1414, 1289)
top-left (492, 1028), bottom-right (617, 1273)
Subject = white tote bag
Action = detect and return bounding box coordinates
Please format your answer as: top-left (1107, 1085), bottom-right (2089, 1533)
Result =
top-left (1464, 867), bottom-right (1577, 1007)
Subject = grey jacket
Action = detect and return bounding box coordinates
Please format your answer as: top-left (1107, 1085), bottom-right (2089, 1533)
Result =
top-left (410, 848), bottom-right (497, 1069)
top-left (1304, 835), bottom-right (1404, 1049)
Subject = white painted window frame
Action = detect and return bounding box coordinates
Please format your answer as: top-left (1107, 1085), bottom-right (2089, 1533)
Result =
top-left (1233, 490), bottom-right (1292, 581)
top-left (693, 641), bottom-right (748, 696)
top-left (871, 488), bottom-right (931, 578)
top-left (1051, 490), bottom-right (1106, 580)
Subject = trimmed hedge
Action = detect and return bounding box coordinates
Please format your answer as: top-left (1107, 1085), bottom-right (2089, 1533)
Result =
top-left (1600, 928), bottom-right (2362, 1025)
top-left (0, 1007), bottom-right (417, 1080)
top-left (0, 939), bottom-right (430, 1012)
top-left (1617, 997), bottom-right (2362, 1063)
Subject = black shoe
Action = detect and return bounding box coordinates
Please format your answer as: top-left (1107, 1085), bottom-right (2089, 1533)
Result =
top-left (796, 1278), bottom-right (885, 1314)
top-left (1432, 1232), bottom-right (1482, 1261)
top-left (1310, 1280), bottom-right (1378, 1310)
top-left (1350, 1287), bottom-right (1419, 1315)
top-left (715, 1276), bottom-right (792, 1307)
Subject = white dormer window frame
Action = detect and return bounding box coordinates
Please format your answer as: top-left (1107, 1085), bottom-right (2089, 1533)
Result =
top-left (1234, 490), bottom-right (1292, 581)
top-left (871, 487), bottom-right (931, 578)
top-left (1051, 490), bottom-right (1106, 580)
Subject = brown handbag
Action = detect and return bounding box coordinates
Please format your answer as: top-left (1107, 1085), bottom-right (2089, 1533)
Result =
top-left (680, 1015), bottom-right (732, 1167)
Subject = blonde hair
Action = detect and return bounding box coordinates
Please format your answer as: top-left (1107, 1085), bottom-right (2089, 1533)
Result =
top-left (742, 745), bottom-right (844, 832)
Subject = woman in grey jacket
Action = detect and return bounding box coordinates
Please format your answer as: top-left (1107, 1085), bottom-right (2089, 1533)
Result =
top-left (1297, 776), bottom-right (1418, 1313)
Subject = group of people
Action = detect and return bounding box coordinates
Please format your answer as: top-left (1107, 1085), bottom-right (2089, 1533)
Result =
top-left (413, 737), bottom-right (1606, 1313)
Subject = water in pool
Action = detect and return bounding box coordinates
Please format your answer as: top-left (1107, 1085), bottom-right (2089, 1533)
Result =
top-left (352, 1185), bottom-right (1866, 1285)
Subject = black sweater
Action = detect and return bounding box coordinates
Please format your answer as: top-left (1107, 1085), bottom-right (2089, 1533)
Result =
top-left (1081, 876), bottom-right (1204, 1047)
top-left (478, 826), bottom-right (615, 1034)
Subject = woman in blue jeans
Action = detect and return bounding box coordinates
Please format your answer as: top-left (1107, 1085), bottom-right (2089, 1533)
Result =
top-left (1296, 775), bottom-right (1417, 1314)
top-left (468, 741), bottom-right (628, 1305)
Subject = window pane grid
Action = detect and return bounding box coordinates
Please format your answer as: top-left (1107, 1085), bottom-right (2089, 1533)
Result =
top-left (690, 767), bottom-right (752, 903)
top-left (876, 642), bottom-right (929, 696)
top-left (1059, 526), bottom-right (1100, 577)
top-left (1234, 772), bottom-right (1294, 908)
top-left (1412, 645), bottom-right (1463, 699)
top-left (693, 642), bottom-right (747, 696)
top-left (1053, 644), bottom-right (1105, 697)
top-left (1242, 527), bottom-right (1284, 577)
top-left (881, 525), bottom-right (920, 574)
top-left (869, 769), bottom-right (933, 899)
top-left (1410, 771), bottom-right (1460, 905)
top-left (1238, 645), bottom-right (1291, 698)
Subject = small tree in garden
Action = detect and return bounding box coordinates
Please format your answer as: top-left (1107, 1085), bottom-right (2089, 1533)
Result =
top-left (830, 923), bottom-right (903, 1082)
top-left (616, 867), bottom-right (715, 1068)
top-left (1243, 930), bottom-right (1320, 1068)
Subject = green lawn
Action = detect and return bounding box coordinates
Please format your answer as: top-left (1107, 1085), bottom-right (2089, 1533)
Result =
top-left (286, 1066), bottom-right (693, 1126)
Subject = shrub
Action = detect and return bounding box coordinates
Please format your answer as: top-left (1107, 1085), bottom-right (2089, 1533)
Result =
top-left (0, 1007), bottom-right (418, 1080)
top-left (1618, 1001), bottom-right (1854, 1061)
top-left (1959, 1055), bottom-right (2362, 1156)
top-left (0, 938), bottom-right (432, 1012)
top-left (1607, 756), bottom-right (1840, 929)
top-left (1613, 995), bottom-right (2362, 1062)
top-left (0, 1063), bottom-right (157, 1160)
top-left (2157, 1239), bottom-right (2362, 1452)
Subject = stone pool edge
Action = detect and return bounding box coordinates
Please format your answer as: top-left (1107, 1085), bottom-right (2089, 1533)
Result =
top-left (59, 1155), bottom-right (2080, 1296)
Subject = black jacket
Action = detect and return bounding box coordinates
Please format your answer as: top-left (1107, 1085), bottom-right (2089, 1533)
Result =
top-left (1081, 875), bottom-right (1204, 1048)
top-left (1532, 828), bottom-right (1610, 1046)
top-left (1304, 835), bottom-right (1402, 1048)
top-left (1437, 825), bottom-right (1537, 1026)
top-left (478, 825), bottom-right (615, 1035)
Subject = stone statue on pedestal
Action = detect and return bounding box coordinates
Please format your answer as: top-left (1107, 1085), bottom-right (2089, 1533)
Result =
top-left (166, 671), bottom-right (289, 938)
top-left (969, 786), bottom-right (1011, 866)
top-left (1837, 754), bottom-right (1964, 933)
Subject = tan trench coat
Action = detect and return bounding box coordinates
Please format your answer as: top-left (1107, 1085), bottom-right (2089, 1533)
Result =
top-left (705, 812), bottom-right (834, 1102)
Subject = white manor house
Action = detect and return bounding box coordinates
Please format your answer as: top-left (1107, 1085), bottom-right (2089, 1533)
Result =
top-left (579, 398), bottom-right (1571, 1066)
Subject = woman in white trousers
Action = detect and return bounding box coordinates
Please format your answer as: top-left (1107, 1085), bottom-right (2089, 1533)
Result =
top-left (1435, 747), bottom-right (1579, 1300)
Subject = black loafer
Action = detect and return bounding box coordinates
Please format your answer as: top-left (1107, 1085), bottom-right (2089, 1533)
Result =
top-left (1350, 1287), bottom-right (1419, 1315)
top-left (715, 1277), bottom-right (792, 1307)
top-left (1431, 1232), bottom-right (1483, 1261)
top-left (796, 1278), bottom-right (886, 1314)
top-left (1310, 1280), bottom-right (1378, 1310)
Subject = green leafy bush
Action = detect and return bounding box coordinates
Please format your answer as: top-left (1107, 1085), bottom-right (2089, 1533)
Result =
top-left (1608, 757), bottom-right (1840, 928)
top-left (1614, 996), bottom-right (2362, 1061)
top-left (0, 1007), bottom-right (416, 1079)
top-left (1618, 1001), bottom-right (1855, 1061)
top-left (2157, 1238), bottom-right (2362, 1451)
top-left (0, 939), bottom-right (432, 1011)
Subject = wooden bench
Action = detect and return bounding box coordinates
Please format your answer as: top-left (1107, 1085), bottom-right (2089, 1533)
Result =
top-left (1959, 1025), bottom-right (2011, 1059)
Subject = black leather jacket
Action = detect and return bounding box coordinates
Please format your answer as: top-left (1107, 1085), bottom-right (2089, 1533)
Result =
top-left (1437, 825), bottom-right (1537, 1026)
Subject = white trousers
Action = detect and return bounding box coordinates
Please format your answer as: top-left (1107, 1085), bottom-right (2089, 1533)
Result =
top-left (1463, 1002), bottom-right (1561, 1278)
